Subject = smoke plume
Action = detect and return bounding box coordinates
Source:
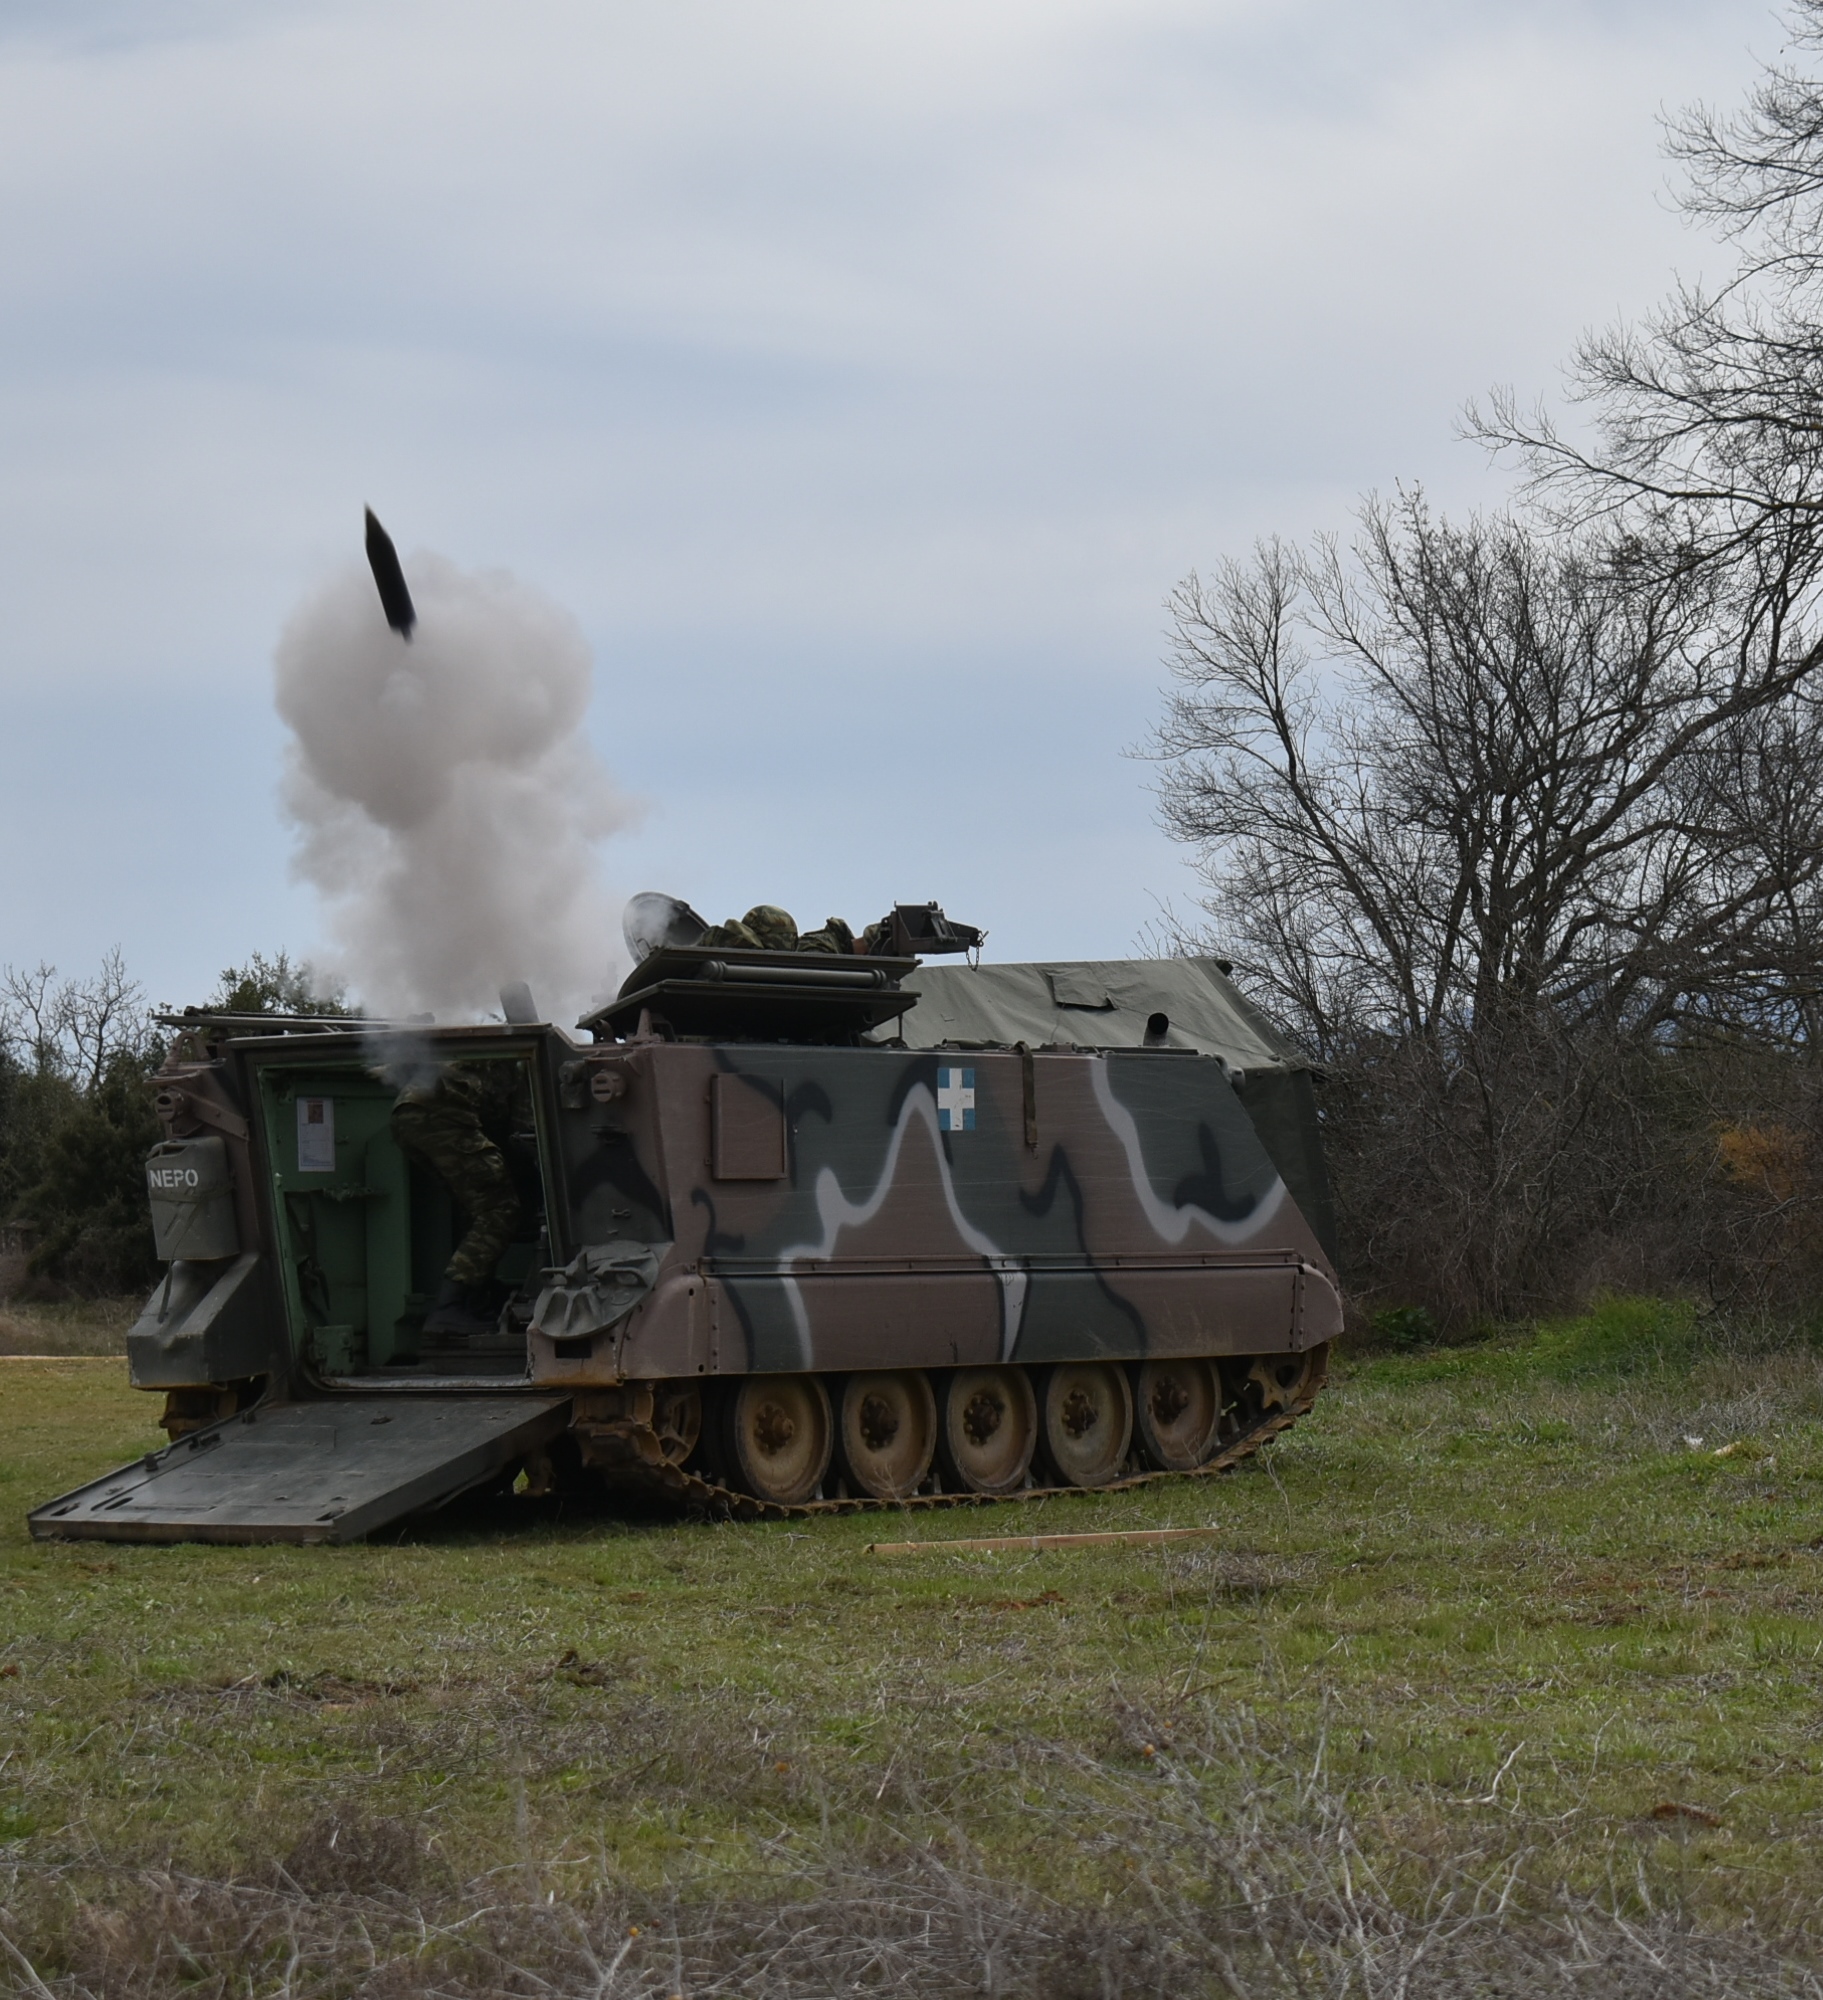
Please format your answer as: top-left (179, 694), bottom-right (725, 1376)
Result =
top-left (275, 550), bottom-right (632, 1023)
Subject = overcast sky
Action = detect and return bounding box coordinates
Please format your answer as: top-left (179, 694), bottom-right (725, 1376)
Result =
top-left (0, 0), bottom-right (1780, 1013)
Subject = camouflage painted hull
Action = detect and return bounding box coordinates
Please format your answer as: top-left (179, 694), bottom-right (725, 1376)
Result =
top-left (542, 1040), bottom-right (1340, 1384)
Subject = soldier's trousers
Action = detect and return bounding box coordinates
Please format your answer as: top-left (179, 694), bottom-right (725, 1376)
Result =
top-left (390, 1098), bottom-right (523, 1288)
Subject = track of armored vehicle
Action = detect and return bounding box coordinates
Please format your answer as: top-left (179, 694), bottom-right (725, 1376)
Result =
top-left (547, 1343), bottom-right (1328, 1521)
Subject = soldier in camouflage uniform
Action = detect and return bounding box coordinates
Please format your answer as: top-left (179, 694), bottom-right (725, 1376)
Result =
top-left (635, 892), bottom-right (970, 964)
top-left (390, 1061), bottom-right (524, 1340)
top-left (798, 915), bottom-right (856, 954)
top-left (700, 904), bottom-right (799, 950)
top-left (699, 905), bottom-right (859, 955)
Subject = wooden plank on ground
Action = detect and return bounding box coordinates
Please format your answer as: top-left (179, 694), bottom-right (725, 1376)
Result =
top-left (866, 1526), bottom-right (1220, 1556)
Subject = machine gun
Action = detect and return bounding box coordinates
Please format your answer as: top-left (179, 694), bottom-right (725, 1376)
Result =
top-left (864, 901), bottom-right (984, 957)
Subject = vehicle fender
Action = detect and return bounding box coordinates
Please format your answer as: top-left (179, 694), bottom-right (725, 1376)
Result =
top-left (127, 1252), bottom-right (271, 1388)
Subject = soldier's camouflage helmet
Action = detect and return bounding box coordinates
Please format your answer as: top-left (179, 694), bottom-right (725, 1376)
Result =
top-left (739, 905), bottom-right (799, 950)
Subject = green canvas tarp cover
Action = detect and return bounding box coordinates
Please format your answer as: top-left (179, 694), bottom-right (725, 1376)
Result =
top-left (876, 958), bottom-right (1337, 1262)
top-left (882, 957), bottom-right (1306, 1071)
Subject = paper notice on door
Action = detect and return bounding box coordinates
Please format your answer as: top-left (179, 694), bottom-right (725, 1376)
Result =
top-left (296, 1096), bottom-right (336, 1173)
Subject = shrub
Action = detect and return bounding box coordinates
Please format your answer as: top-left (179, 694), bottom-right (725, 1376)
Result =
top-left (1531, 1295), bottom-right (1701, 1380)
top-left (1368, 1305), bottom-right (1440, 1351)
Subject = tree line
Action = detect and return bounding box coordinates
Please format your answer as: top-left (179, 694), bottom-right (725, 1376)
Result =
top-left (1151, 0), bottom-right (1823, 1328)
top-left (0, 952), bottom-right (345, 1297)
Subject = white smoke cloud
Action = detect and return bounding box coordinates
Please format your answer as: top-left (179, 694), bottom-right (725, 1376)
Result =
top-left (274, 550), bottom-right (632, 1023)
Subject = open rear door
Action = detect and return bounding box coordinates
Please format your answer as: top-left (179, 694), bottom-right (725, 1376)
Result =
top-left (28, 1395), bottom-right (570, 1545)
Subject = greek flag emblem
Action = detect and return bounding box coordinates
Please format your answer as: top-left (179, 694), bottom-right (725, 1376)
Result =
top-left (936, 1065), bottom-right (976, 1132)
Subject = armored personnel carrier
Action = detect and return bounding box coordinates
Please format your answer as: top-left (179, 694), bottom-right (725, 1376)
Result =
top-left (30, 918), bottom-right (1338, 1543)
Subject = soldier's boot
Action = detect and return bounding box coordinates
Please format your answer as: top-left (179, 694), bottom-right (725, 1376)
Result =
top-left (423, 1277), bottom-right (500, 1344)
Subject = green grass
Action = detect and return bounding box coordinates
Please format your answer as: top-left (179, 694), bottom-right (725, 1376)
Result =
top-left (4, 1306), bottom-right (1823, 1991)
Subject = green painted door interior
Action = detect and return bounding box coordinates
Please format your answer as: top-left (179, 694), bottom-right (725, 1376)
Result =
top-left (256, 1056), bottom-right (538, 1375)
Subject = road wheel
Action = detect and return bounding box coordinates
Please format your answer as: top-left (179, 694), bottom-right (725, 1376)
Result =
top-left (722, 1375), bottom-right (832, 1504)
top-left (935, 1366), bottom-right (1036, 1495)
top-left (1248, 1352), bottom-right (1315, 1413)
top-left (1132, 1357), bottom-right (1221, 1471)
top-left (1035, 1362), bottom-right (1134, 1488)
top-left (653, 1382), bottom-right (702, 1465)
top-left (837, 1370), bottom-right (937, 1500)
top-left (1219, 1347), bottom-right (1325, 1440)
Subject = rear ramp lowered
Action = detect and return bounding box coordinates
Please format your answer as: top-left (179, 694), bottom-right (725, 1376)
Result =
top-left (28, 1396), bottom-right (570, 1545)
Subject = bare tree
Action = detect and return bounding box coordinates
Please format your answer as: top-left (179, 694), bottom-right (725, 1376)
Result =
top-left (0, 962), bottom-right (75, 1078)
top-left (1155, 496), bottom-right (1823, 1055)
top-left (0, 951), bottom-right (148, 1088)
top-left (1151, 6), bottom-right (1823, 1323)
top-left (1471, 3), bottom-right (1823, 586)
top-left (69, 948), bottom-right (150, 1089)
top-left (1151, 497), bottom-right (1823, 1320)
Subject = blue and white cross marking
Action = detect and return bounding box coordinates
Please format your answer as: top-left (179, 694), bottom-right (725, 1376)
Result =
top-left (936, 1065), bottom-right (976, 1132)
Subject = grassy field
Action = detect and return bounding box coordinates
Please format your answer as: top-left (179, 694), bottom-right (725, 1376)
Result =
top-left (3, 1299), bottom-right (1823, 1996)
top-left (0, 1296), bottom-right (136, 1358)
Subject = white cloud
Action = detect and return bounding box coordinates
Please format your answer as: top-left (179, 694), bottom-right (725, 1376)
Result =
top-left (0, 0), bottom-right (1781, 1000)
